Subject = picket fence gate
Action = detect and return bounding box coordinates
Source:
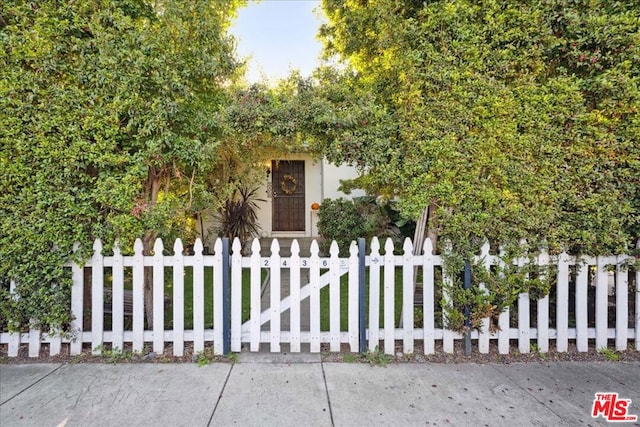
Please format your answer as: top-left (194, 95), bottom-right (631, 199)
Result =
top-left (1, 237), bottom-right (639, 358)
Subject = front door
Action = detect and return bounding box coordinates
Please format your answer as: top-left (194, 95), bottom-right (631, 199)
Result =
top-left (272, 160), bottom-right (305, 231)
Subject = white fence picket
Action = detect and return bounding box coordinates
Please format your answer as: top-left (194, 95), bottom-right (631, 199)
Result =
top-left (477, 242), bottom-right (491, 354)
top-left (595, 256), bottom-right (609, 349)
top-left (615, 256), bottom-right (628, 351)
top-left (231, 238), bottom-right (242, 353)
top-left (537, 295), bottom-right (549, 353)
top-left (290, 240), bottom-right (301, 353)
top-left (250, 239), bottom-right (261, 352)
top-left (28, 325), bottom-right (40, 358)
top-left (192, 239), bottom-right (205, 353)
top-left (329, 241), bottom-right (341, 352)
top-left (537, 250), bottom-right (550, 353)
top-left (132, 239), bottom-right (145, 353)
top-left (368, 237), bottom-right (381, 352)
top-left (402, 238), bottom-right (414, 354)
top-left (383, 238), bottom-right (395, 355)
top-left (555, 252), bottom-right (569, 352)
top-left (422, 238), bottom-right (435, 355)
top-left (213, 238), bottom-right (224, 354)
top-left (173, 239), bottom-right (185, 356)
top-left (636, 240), bottom-right (640, 351)
top-left (8, 281), bottom-right (20, 357)
top-left (636, 263), bottom-right (640, 352)
top-left (348, 241), bottom-right (359, 352)
top-left (112, 243), bottom-right (125, 352)
top-left (497, 247), bottom-right (510, 355)
top-left (441, 241), bottom-right (454, 354)
top-left (497, 309), bottom-right (510, 354)
top-left (48, 327), bottom-right (62, 356)
top-left (91, 239), bottom-right (104, 354)
top-left (516, 249), bottom-right (530, 354)
top-left (518, 291), bottom-right (530, 354)
top-left (575, 262), bottom-right (589, 352)
top-left (269, 239), bottom-right (281, 352)
top-left (70, 257), bottom-right (84, 356)
top-left (309, 240), bottom-right (321, 353)
top-left (153, 238), bottom-right (165, 354)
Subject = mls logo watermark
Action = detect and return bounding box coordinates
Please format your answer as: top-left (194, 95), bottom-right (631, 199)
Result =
top-left (592, 393), bottom-right (638, 422)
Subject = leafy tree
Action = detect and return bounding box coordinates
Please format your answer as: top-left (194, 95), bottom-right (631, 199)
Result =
top-left (318, 0), bottom-right (639, 255)
top-left (317, 0), bottom-right (639, 331)
top-left (317, 198), bottom-right (366, 255)
top-left (1, 0), bottom-right (245, 331)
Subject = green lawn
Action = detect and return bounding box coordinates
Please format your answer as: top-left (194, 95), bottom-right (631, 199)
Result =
top-left (165, 266), bottom-right (409, 331)
top-left (319, 267), bottom-right (408, 331)
top-left (106, 266), bottom-right (432, 332)
top-left (164, 267), bottom-right (260, 329)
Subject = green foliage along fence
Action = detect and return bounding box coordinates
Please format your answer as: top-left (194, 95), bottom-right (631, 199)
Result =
top-left (1, 237), bottom-right (638, 358)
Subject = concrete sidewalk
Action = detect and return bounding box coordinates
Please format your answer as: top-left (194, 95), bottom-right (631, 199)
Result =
top-left (1, 355), bottom-right (639, 426)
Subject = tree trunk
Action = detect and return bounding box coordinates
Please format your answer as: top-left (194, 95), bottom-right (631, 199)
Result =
top-left (142, 232), bottom-right (156, 329)
top-left (426, 201), bottom-right (439, 254)
top-left (141, 167), bottom-right (164, 328)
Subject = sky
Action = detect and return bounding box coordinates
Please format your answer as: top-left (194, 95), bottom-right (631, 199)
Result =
top-left (229, 0), bottom-right (325, 84)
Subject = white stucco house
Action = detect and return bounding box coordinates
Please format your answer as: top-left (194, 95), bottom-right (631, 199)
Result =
top-left (197, 153), bottom-right (364, 247)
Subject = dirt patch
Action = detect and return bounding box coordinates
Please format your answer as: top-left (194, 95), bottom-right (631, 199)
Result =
top-left (0, 342), bottom-right (230, 365)
top-left (320, 341), bottom-right (640, 365)
top-left (2, 340), bottom-right (638, 365)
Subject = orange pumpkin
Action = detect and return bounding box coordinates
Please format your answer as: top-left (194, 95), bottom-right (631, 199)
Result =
top-left (311, 202), bottom-right (320, 211)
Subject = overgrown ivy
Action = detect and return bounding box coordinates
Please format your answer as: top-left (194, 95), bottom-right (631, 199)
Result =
top-left (0, 0), bottom-right (246, 332)
top-left (439, 245), bottom-right (556, 334)
top-left (317, 0), bottom-right (640, 331)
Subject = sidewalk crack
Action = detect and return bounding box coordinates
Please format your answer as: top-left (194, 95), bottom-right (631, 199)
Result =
top-left (207, 362), bottom-right (234, 426)
top-left (0, 364), bottom-right (65, 406)
top-left (321, 360), bottom-right (335, 427)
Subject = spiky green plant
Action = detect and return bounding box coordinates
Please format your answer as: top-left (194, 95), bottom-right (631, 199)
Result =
top-left (217, 186), bottom-right (264, 253)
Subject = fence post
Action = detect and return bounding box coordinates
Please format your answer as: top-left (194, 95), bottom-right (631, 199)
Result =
top-left (222, 237), bottom-right (231, 356)
top-left (358, 238), bottom-right (366, 353)
top-left (463, 260), bottom-right (472, 356)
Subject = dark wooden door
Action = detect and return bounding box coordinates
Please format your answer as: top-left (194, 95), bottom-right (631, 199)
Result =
top-left (272, 160), bottom-right (305, 231)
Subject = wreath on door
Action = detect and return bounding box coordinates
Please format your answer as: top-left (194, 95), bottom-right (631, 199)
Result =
top-left (280, 174), bottom-right (297, 195)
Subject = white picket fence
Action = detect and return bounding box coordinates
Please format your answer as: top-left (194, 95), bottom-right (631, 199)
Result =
top-left (1, 237), bottom-right (638, 358)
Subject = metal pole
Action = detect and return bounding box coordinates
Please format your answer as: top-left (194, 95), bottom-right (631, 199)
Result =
top-left (463, 260), bottom-right (472, 356)
top-left (222, 238), bottom-right (231, 356)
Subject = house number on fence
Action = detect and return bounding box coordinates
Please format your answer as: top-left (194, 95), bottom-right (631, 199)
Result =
top-left (262, 258), bottom-right (312, 267)
top-left (261, 258), bottom-right (347, 268)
